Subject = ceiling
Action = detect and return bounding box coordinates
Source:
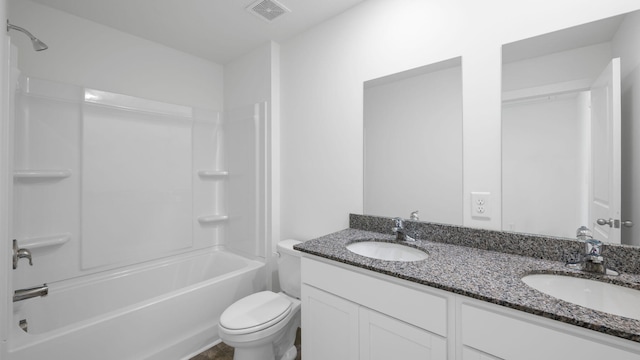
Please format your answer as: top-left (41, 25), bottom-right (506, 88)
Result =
top-left (31, 0), bottom-right (365, 64)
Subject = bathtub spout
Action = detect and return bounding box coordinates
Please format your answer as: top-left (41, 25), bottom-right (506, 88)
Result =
top-left (14, 284), bottom-right (48, 302)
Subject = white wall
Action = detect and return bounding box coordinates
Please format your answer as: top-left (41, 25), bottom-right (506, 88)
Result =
top-left (280, 0), bottom-right (640, 241)
top-left (224, 42), bottom-right (281, 254)
top-left (223, 42), bottom-right (281, 246)
top-left (224, 43), bottom-right (272, 260)
top-left (225, 42), bottom-right (274, 110)
top-left (8, 0), bottom-right (223, 110)
top-left (224, 42), bottom-right (281, 288)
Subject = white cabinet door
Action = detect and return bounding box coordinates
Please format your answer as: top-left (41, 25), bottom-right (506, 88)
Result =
top-left (302, 284), bottom-right (360, 360)
top-left (360, 307), bottom-right (447, 360)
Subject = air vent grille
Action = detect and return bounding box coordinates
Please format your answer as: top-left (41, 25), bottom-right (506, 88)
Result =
top-left (247, 0), bottom-right (290, 22)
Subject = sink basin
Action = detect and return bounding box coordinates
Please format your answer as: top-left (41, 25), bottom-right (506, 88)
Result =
top-left (522, 274), bottom-right (640, 320)
top-left (346, 241), bottom-right (428, 261)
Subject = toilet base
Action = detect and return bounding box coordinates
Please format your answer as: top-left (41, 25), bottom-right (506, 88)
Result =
top-left (229, 318), bottom-right (299, 360)
top-left (233, 344), bottom-right (297, 360)
top-left (233, 343), bottom-right (275, 360)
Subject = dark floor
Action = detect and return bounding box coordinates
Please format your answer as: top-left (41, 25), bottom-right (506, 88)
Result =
top-left (190, 328), bottom-right (302, 360)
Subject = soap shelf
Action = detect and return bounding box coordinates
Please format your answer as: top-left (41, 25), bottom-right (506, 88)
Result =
top-left (14, 169), bottom-right (72, 179)
top-left (197, 215), bottom-right (229, 224)
top-left (18, 233), bottom-right (71, 249)
top-left (197, 170), bottom-right (229, 178)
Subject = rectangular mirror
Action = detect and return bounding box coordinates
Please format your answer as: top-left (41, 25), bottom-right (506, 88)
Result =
top-left (363, 57), bottom-right (463, 224)
top-left (502, 10), bottom-right (640, 245)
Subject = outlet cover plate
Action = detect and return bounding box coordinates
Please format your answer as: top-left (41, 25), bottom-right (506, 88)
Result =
top-left (471, 192), bottom-right (491, 219)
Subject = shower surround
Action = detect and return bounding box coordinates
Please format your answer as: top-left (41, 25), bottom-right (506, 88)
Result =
top-left (5, 74), bottom-right (270, 359)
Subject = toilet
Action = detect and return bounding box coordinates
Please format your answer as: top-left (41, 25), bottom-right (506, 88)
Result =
top-left (218, 239), bottom-right (302, 360)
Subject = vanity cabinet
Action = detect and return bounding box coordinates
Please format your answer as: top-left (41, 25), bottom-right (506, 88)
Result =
top-left (301, 257), bottom-right (450, 360)
top-left (302, 255), bottom-right (640, 360)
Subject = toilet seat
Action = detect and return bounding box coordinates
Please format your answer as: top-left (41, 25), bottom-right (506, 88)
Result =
top-left (219, 291), bottom-right (292, 335)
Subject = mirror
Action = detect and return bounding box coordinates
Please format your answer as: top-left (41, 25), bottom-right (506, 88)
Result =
top-left (502, 10), bottom-right (640, 246)
top-left (363, 57), bottom-right (463, 225)
top-left (363, 10), bottom-right (640, 247)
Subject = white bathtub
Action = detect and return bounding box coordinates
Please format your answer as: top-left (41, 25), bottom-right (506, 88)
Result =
top-left (8, 250), bottom-right (266, 360)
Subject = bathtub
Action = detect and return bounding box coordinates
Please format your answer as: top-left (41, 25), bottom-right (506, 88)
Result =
top-left (8, 249), bottom-right (266, 360)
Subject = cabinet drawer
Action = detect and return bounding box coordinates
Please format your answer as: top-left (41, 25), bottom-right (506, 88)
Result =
top-left (302, 257), bottom-right (449, 337)
top-left (461, 301), bottom-right (640, 359)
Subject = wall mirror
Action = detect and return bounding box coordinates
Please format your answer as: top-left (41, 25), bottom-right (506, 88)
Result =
top-left (502, 10), bottom-right (640, 245)
top-left (363, 57), bottom-right (463, 225)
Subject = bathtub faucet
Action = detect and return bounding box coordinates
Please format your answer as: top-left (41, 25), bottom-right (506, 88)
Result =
top-left (13, 239), bottom-right (33, 269)
top-left (13, 284), bottom-right (48, 302)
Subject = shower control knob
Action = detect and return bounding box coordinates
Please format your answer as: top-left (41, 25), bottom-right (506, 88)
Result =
top-left (12, 239), bottom-right (33, 269)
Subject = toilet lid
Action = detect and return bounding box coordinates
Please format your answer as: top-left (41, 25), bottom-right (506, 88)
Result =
top-left (219, 291), bottom-right (292, 332)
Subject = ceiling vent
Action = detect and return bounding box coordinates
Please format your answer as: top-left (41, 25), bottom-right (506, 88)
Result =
top-left (247, 0), bottom-right (290, 22)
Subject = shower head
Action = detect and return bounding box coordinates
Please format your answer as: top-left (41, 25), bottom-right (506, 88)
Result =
top-left (6, 20), bottom-right (48, 51)
top-left (30, 38), bottom-right (49, 51)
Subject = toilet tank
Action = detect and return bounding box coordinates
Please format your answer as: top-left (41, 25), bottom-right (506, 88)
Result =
top-left (277, 239), bottom-right (302, 299)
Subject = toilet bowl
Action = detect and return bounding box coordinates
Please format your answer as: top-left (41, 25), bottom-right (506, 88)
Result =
top-left (218, 240), bottom-right (302, 360)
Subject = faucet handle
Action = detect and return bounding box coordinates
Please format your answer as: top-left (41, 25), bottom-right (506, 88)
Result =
top-left (584, 238), bottom-right (604, 264)
top-left (585, 238), bottom-right (602, 256)
top-left (391, 217), bottom-right (404, 234)
top-left (12, 240), bottom-right (33, 269)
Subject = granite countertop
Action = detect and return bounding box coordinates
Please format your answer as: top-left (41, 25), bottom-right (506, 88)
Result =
top-left (295, 228), bottom-right (640, 343)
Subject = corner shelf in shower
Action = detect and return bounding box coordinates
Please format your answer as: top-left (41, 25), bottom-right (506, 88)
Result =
top-left (18, 233), bottom-right (71, 249)
top-left (197, 170), bottom-right (229, 178)
top-left (197, 214), bottom-right (229, 224)
top-left (13, 169), bottom-right (72, 179)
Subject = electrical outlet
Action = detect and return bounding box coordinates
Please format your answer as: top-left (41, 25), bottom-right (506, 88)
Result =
top-left (471, 192), bottom-right (491, 219)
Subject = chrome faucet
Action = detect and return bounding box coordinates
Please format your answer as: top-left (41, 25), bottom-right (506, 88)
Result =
top-left (392, 217), bottom-right (416, 242)
top-left (13, 239), bottom-right (33, 269)
top-left (576, 226), bottom-right (606, 274)
top-left (583, 238), bottom-right (606, 274)
top-left (13, 284), bottom-right (48, 302)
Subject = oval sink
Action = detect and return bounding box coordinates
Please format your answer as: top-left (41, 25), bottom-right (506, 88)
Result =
top-left (522, 274), bottom-right (640, 320)
top-left (346, 241), bottom-right (427, 261)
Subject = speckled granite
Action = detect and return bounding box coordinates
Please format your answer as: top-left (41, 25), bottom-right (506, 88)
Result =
top-left (295, 220), bottom-right (640, 343)
top-left (350, 214), bottom-right (640, 274)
